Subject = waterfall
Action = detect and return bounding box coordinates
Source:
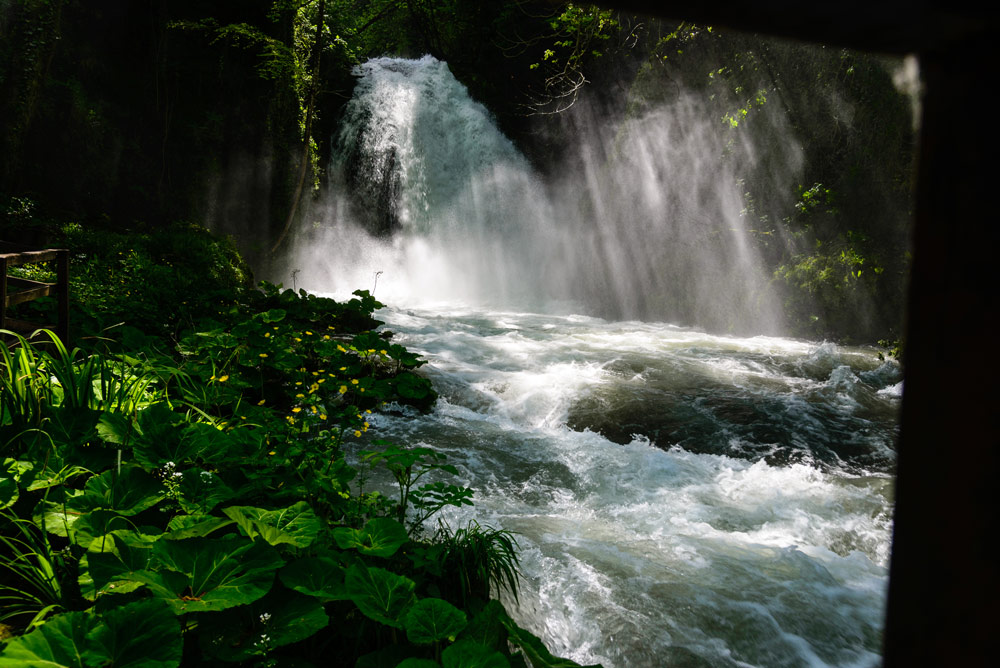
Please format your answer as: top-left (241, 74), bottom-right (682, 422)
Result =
top-left (289, 55), bottom-right (801, 334)
top-left (286, 56), bottom-right (895, 667)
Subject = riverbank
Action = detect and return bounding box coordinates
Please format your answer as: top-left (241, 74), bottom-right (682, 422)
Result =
top-left (0, 215), bottom-right (589, 667)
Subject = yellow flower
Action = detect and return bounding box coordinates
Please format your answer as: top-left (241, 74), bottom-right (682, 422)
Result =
top-left (295, 337), bottom-right (302, 342)
top-left (292, 407), bottom-right (302, 413)
top-left (295, 393), bottom-right (305, 398)
top-left (259, 353), bottom-right (268, 358)
top-left (360, 388), bottom-right (365, 393)
top-left (323, 335), bottom-right (331, 340)
top-left (264, 332), bottom-right (271, 338)
top-left (339, 366), bottom-right (347, 371)
top-left (305, 331), bottom-right (313, 336)
top-left (338, 385), bottom-right (347, 394)
top-left (257, 399), bottom-right (266, 406)
top-left (317, 378), bottom-right (326, 384)
top-left (268, 450), bottom-right (276, 456)
top-left (354, 430), bottom-right (362, 437)
top-left (337, 345), bottom-right (347, 352)
top-left (380, 349), bottom-right (387, 355)
top-left (351, 379), bottom-right (359, 385)
top-left (320, 413), bottom-right (327, 420)
top-left (295, 381), bottom-right (303, 386)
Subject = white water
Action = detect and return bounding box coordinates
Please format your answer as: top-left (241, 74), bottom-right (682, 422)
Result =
top-left (291, 55), bottom-right (801, 333)
top-left (366, 306), bottom-right (896, 668)
top-left (289, 55), bottom-right (898, 667)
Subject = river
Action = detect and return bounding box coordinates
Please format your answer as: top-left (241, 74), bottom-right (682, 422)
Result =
top-left (291, 54), bottom-right (900, 667)
top-left (348, 303), bottom-right (898, 668)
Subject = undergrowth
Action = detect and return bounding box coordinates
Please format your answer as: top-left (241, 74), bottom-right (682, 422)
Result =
top-left (0, 211), bottom-right (596, 667)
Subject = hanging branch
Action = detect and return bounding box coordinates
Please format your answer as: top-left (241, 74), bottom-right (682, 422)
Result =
top-left (271, 0), bottom-right (327, 255)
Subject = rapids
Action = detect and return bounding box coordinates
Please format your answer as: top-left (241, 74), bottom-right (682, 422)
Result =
top-left (288, 54), bottom-right (899, 667)
top-left (359, 305), bottom-right (897, 668)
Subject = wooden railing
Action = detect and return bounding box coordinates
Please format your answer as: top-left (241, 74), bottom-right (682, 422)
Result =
top-left (0, 241), bottom-right (69, 343)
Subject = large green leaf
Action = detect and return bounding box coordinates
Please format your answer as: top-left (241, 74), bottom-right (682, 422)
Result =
top-left (33, 493), bottom-right (85, 539)
top-left (95, 412), bottom-right (132, 446)
top-left (178, 423), bottom-right (242, 464)
top-left (222, 501), bottom-right (322, 548)
top-left (279, 556), bottom-right (350, 601)
top-left (332, 517), bottom-right (409, 558)
top-left (0, 599), bottom-right (181, 667)
top-left (26, 464), bottom-right (90, 492)
top-left (0, 610), bottom-right (94, 667)
top-left (70, 510), bottom-right (130, 550)
top-left (43, 406), bottom-right (101, 451)
top-left (86, 599), bottom-right (182, 667)
top-left (442, 640), bottom-right (511, 668)
top-left (139, 535), bottom-right (283, 614)
top-left (0, 458), bottom-right (31, 510)
top-left (66, 465), bottom-right (164, 516)
top-left (459, 600), bottom-right (509, 651)
top-left (260, 308), bottom-right (286, 323)
top-left (198, 589), bottom-right (328, 662)
top-left (345, 565), bottom-right (416, 629)
top-left (78, 530), bottom-right (159, 600)
top-left (131, 402), bottom-right (186, 468)
top-left (405, 598), bottom-right (468, 645)
top-left (163, 514), bottom-right (234, 540)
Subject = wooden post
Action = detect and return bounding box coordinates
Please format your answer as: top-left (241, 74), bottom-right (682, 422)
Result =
top-left (57, 249), bottom-right (69, 343)
top-left (0, 255), bottom-right (7, 334)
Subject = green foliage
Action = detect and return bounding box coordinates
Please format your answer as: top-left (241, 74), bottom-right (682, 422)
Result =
top-left (0, 514), bottom-right (68, 631)
top-left (0, 231), bottom-right (586, 665)
top-left (362, 442), bottom-right (473, 531)
top-left (0, 599), bottom-right (181, 668)
top-left (333, 516), bottom-right (410, 557)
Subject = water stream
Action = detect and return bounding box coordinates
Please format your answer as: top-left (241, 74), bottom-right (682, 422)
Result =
top-left (288, 55), bottom-right (899, 667)
top-left (365, 306), bottom-right (896, 668)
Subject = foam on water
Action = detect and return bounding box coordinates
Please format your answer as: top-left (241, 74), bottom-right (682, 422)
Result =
top-left (352, 304), bottom-right (897, 668)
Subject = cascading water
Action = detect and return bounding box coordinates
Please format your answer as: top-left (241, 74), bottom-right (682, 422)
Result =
top-left (288, 56), bottom-right (897, 667)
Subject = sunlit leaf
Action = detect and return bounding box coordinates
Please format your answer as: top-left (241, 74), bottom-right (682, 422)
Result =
top-left (138, 535), bottom-right (283, 614)
top-left (222, 501), bottom-right (322, 548)
top-left (164, 514), bottom-right (235, 540)
top-left (332, 517), bottom-right (409, 557)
